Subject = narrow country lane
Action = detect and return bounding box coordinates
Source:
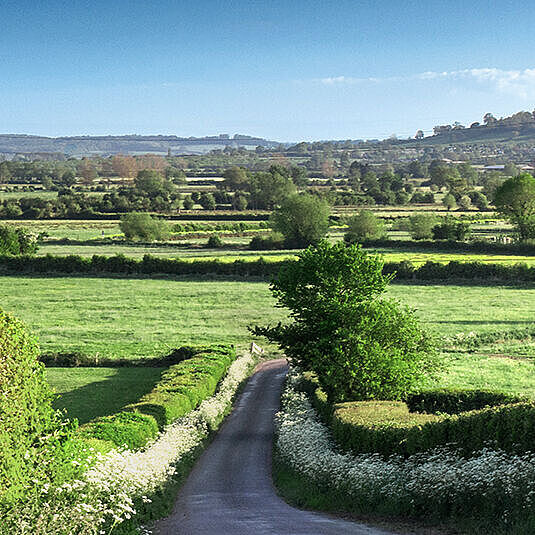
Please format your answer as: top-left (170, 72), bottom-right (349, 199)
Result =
top-left (153, 359), bottom-right (398, 535)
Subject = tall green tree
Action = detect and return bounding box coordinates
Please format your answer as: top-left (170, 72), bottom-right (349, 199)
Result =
top-left (494, 173), bottom-right (535, 240)
top-left (344, 210), bottom-right (384, 243)
top-left (271, 193), bottom-right (330, 248)
top-left (253, 242), bottom-right (436, 401)
top-left (249, 169), bottom-right (296, 209)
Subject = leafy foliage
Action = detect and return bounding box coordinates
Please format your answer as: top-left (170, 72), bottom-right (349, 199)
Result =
top-left (494, 173), bottom-right (535, 240)
top-left (253, 241), bottom-right (436, 401)
top-left (119, 212), bottom-right (170, 241)
top-left (0, 309), bottom-right (75, 510)
top-left (0, 225), bottom-right (38, 255)
top-left (79, 345), bottom-right (236, 449)
top-left (271, 193), bottom-right (330, 248)
top-left (344, 210), bottom-right (385, 243)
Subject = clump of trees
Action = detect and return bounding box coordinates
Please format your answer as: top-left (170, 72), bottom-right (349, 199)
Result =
top-left (0, 225), bottom-right (37, 255)
top-left (253, 242), bottom-right (437, 402)
top-left (494, 173), bottom-right (535, 241)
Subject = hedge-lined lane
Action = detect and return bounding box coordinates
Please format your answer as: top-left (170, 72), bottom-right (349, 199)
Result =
top-left (79, 345), bottom-right (236, 450)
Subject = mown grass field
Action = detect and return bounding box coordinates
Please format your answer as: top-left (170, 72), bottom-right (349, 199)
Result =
top-left (0, 276), bottom-right (533, 421)
top-left (46, 367), bottom-right (164, 424)
top-left (0, 278), bottom-right (533, 358)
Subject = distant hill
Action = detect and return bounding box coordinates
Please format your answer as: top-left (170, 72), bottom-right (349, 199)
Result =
top-left (413, 110), bottom-right (535, 146)
top-left (0, 134), bottom-right (279, 157)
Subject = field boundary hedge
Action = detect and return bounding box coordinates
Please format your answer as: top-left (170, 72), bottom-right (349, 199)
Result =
top-left (79, 344), bottom-right (236, 450)
top-left (2, 253), bottom-right (535, 282)
top-left (300, 378), bottom-right (534, 457)
top-left (40, 346), bottom-right (196, 367)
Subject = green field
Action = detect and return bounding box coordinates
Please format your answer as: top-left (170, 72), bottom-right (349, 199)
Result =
top-left (46, 367), bottom-right (164, 424)
top-left (0, 277), bottom-right (534, 356)
top-left (0, 276), bottom-right (531, 420)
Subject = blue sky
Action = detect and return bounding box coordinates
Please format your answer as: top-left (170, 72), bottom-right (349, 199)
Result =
top-left (1, 0), bottom-right (535, 141)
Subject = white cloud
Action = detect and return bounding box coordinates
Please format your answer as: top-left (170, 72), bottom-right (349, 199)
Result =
top-left (316, 68), bottom-right (535, 98)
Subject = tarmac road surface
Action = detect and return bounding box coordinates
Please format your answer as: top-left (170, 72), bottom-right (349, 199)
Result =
top-left (153, 358), bottom-right (397, 535)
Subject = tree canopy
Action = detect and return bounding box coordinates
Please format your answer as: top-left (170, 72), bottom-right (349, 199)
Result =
top-left (494, 173), bottom-right (535, 240)
top-left (253, 242), bottom-right (437, 402)
top-left (271, 193), bottom-right (330, 248)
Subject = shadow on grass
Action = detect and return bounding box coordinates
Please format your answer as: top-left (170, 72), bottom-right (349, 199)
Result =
top-left (52, 367), bottom-right (164, 425)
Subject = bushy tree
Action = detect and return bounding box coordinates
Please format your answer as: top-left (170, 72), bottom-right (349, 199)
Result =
top-left (0, 225), bottom-right (38, 255)
top-left (271, 193), bottom-right (330, 248)
top-left (443, 192), bottom-right (457, 211)
top-left (182, 195), bottom-right (194, 210)
top-left (432, 217), bottom-right (471, 241)
top-left (344, 210), bottom-right (385, 243)
top-left (134, 169), bottom-right (175, 197)
top-left (119, 212), bottom-right (170, 241)
top-left (221, 166), bottom-right (249, 191)
top-left (494, 173), bottom-right (535, 240)
top-left (409, 213), bottom-right (438, 240)
top-left (253, 242), bottom-right (436, 401)
top-left (249, 168), bottom-right (296, 209)
top-left (199, 192), bottom-right (216, 210)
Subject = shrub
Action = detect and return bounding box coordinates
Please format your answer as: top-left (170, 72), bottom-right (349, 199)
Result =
top-left (119, 212), bottom-right (170, 241)
top-left (344, 210), bottom-right (385, 243)
top-left (206, 234), bottom-right (224, 248)
top-left (249, 233), bottom-right (285, 250)
top-left (432, 217), bottom-right (470, 240)
top-left (0, 309), bottom-right (73, 510)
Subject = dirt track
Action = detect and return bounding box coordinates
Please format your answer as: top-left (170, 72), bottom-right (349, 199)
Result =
top-left (153, 359), bottom-right (397, 535)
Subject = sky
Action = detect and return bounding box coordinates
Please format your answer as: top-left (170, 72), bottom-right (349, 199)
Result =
top-left (1, 0), bottom-right (535, 141)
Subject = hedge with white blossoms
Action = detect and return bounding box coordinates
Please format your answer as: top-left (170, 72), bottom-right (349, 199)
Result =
top-left (275, 370), bottom-right (535, 529)
top-left (3, 352), bottom-right (256, 535)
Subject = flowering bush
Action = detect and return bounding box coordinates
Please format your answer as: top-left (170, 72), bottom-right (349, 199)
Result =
top-left (275, 370), bottom-right (535, 532)
top-left (1, 352), bottom-right (256, 535)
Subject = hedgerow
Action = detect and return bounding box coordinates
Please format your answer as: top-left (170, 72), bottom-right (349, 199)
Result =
top-left (302, 377), bottom-right (534, 457)
top-left (0, 309), bottom-right (84, 519)
top-left (276, 370), bottom-right (535, 533)
top-left (2, 253), bottom-right (535, 282)
top-left (79, 345), bottom-right (236, 449)
top-left (1, 350), bottom-right (257, 535)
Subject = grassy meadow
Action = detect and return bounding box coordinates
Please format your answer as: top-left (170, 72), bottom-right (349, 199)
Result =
top-left (0, 276), bottom-right (533, 403)
top-left (0, 278), bottom-right (534, 358)
top-left (46, 367), bottom-right (164, 424)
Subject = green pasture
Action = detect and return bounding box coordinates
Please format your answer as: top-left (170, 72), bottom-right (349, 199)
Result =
top-left (3, 219), bottom-right (122, 240)
top-left (46, 367), bottom-right (164, 424)
top-left (423, 352), bottom-right (535, 399)
top-left (0, 190), bottom-right (58, 200)
top-left (0, 277), bottom-right (532, 412)
top-left (0, 277), bottom-right (533, 356)
top-left (34, 240), bottom-right (535, 265)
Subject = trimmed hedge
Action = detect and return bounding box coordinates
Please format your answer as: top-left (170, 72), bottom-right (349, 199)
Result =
top-left (301, 379), bottom-right (535, 457)
top-left (406, 388), bottom-right (525, 414)
top-left (3, 253), bottom-right (535, 282)
top-left (330, 397), bottom-right (535, 458)
top-left (79, 344), bottom-right (236, 449)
